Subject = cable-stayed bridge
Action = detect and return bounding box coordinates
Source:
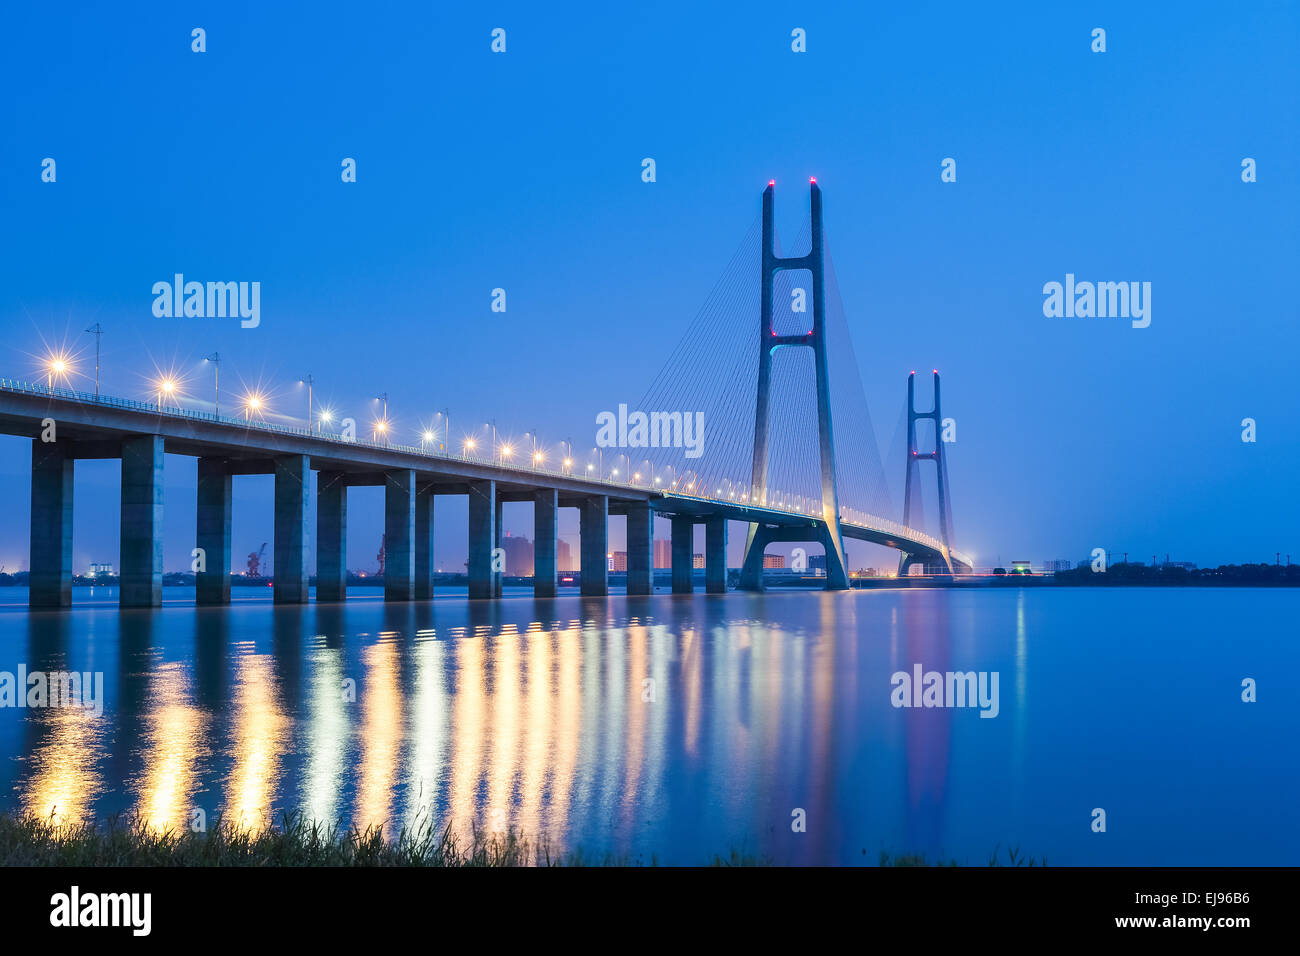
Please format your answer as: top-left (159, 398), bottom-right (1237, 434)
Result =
top-left (0, 181), bottom-right (969, 609)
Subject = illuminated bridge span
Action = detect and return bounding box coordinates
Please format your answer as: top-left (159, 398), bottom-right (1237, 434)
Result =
top-left (3, 181), bottom-right (970, 609)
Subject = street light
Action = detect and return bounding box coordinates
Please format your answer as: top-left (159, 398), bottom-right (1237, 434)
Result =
top-left (85, 324), bottom-right (103, 398)
top-left (202, 353), bottom-right (220, 416)
top-left (157, 377), bottom-right (176, 411)
top-left (44, 353), bottom-right (72, 394)
top-left (243, 392), bottom-right (264, 421)
top-left (299, 374), bottom-right (314, 432)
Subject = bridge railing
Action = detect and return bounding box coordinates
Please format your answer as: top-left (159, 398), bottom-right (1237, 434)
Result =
top-left (0, 379), bottom-right (639, 493)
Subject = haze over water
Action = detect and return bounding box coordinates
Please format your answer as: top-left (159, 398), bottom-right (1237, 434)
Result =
top-left (0, 588), bottom-right (1293, 865)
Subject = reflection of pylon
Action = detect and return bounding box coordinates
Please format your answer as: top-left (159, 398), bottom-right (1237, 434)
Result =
top-left (739, 180), bottom-right (849, 590)
top-left (377, 533), bottom-right (386, 577)
top-left (900, 370), bottom-right (954, 574)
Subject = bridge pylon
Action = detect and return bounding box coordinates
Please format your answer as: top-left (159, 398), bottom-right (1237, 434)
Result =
top-left (898, 370), bottom-right (958, 575)
top-left (739, 180), bottom-right (850, 591)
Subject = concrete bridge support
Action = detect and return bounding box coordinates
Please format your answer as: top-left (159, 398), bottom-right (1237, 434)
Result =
top-left (467, 479), bottom-right (496, 599)
top-left (626, 502), bottom-right (654, 595)
top-left (316, 471), bottom-right (347, 602)
top-left (580, 495), bottom-right (608, 596)
top-left (494, 496), bottom-right (504, 597)
top-left (196, 456), bottom-right (232, 605)
top-left (273, 454), bottom-right (310, 604)
top-left (671, 516), bottom-right (694, 593)
top-left (738, 524), bottom-right (772, 591)
top-left (705, 515), bottom-right (728, 593)
top-left (30, 440), bottom-right (73, 608)
top-left (384, 469), bottom-right (415, 602)
top-left (121, 435), bottom-right (164, 608)
top-left (414, 484), bottom-right (435, 600)
top-left (533, 488), bottom-right (558, 597)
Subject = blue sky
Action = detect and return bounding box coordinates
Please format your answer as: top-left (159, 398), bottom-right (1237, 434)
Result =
top-left (1, 1), bottom-right (1297, 573)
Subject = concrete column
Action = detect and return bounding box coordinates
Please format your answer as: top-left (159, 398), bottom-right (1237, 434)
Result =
top-left (273, 454), bottom-right (310, 604)
top-left (739, 524), bottom-right (772, 591)
top-left (120, 435), bottom-right (164, 608)
top-left (30, 440), bottom-right (73, 608)
top-left (467, 479), bottom-right (496, 599)
top-left (671, 516), bottom-right (694, 593)
top-left (414, 485), bottom-right (435, 600)
top-left (626, 501), bottom-right (654, 595)
top-left (196, 457), bottom-right (232, 605)
top-left (705, 515), bottom-right (728, 593)
top-left (580, 495), bottom-right (608, 596)
top-left (493, 495), bottom-right (504, 597)
top-left (316, 470), bottom-right (347, 602)
top-left (384, 469), bottom-right (415, 602)
top-left (533, 488), bottom-right (558, 598)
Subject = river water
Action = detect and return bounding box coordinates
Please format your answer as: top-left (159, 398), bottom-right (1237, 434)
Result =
top-left (0, 586), bottom-right (1293, 865)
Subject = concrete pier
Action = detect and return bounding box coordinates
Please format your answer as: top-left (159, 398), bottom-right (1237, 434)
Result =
top-left (120, 435), bottom-right (164, 608)
top-left (196, 456), bottom-right (232, 605)
top-left (705, 515), bottom-right (728, 593)
top-left (493, 496), bottom-right (504, 597)
top-left (626, 502), bottom-right (654, 595)
top-left (467, 479), bottom-right (496, 599)
top-left (533, 488), bottom-right (558, 597)
top-left (316, 471), bottom-right (347, 602)
top-left (671, 516), bottom-right (693, 594)
top-left (273, 454), bottom-right (310, 604)
top-left (29, 440), bottom-right (73, 608)
top-left (414, 484), bottom-right (435, 600)
top-left (580, 495), bottom-right (608, 596)
top-left (384, 468), bottom-right (415, 601)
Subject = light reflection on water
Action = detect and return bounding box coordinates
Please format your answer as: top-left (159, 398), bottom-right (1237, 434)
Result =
top-left (1, 588), bottom-right (1296, 864)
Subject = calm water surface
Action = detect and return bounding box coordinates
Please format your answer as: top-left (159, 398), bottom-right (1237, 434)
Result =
top-left (0, 586), bottom-right (1294, 865)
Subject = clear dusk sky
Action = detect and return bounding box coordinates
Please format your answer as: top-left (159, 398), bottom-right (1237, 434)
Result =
top-left (0, 2), bottom-right (1296, 574)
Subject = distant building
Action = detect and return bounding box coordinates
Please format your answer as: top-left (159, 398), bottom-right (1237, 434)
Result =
top-left (763, 554), bottom-right (785, 569)
top-left (693, 553), bottom-right (704, 569)
top-left (501, 532), bottom-right (534, 576)
top-left (610, 551), bottom-right (628, 572)
top-left (557, 539), bottom-right (575, 574)
top-left (653, 538), bottom-right (672, 569)
top-left (1042, 559), bottom-right (1073, 572)
top-left (808, 554), bottom-right (827, 574)
top-left (87, 562), bottom-right (114, 577)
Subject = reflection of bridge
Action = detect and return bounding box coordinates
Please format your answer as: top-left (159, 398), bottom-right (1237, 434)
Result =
top-left (4, 181), bottom-right (969, 609)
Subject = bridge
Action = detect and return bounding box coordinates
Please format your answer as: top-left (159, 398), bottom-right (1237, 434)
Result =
top-left (3, 181), bottom-right (971, 609)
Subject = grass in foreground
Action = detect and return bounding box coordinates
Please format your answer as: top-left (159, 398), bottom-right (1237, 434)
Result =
top-left (0, 811), bottom-right (1039, 866)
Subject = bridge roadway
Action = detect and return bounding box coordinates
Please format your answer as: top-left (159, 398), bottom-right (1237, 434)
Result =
top-left (0, 380), bottom-right (967, 609)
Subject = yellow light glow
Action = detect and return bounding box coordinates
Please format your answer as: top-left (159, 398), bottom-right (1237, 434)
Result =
top-left (422, 430), bottom-right (435, 442)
